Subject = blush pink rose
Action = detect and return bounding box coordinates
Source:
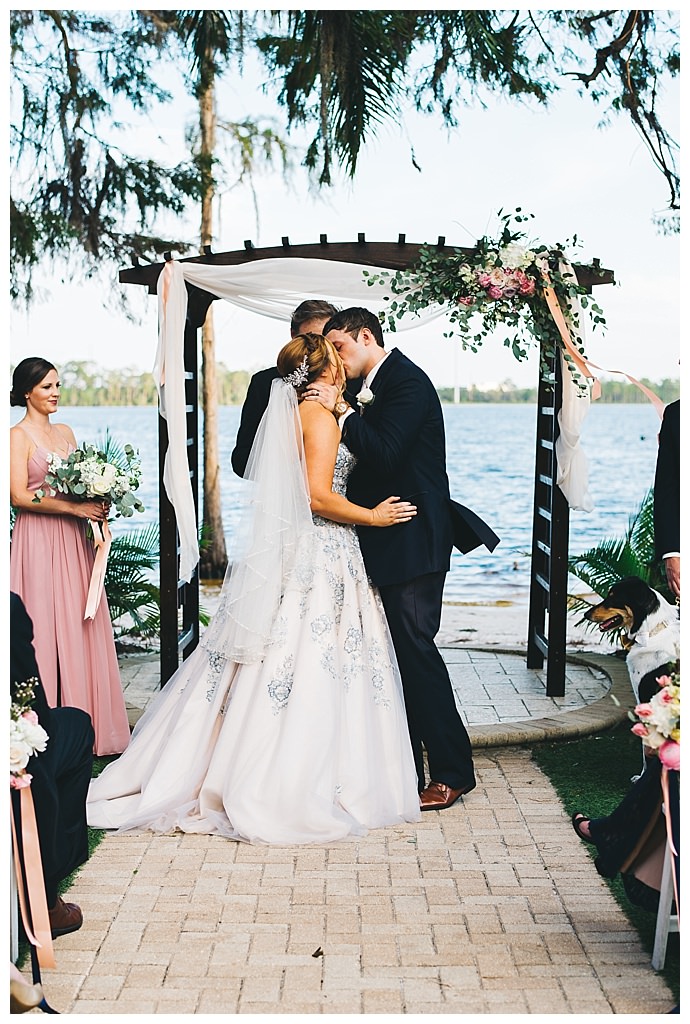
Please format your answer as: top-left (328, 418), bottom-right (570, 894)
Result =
top-left (633, 703), bottom-right (654, 718)
top-left (656, 675), bottom-right (672, 688)
top-left (488, 285), bottom-right (503, 299)
top-left (631, 723), bottom-right (649, 738)
top-left (477, 273), bottom-right (491, 287)
top-left (10, 773), bottom-right (33, 789)
top-left (659, 740), bottom-right (680, 771)
top-left (21, 709), bottom-right (39, 726)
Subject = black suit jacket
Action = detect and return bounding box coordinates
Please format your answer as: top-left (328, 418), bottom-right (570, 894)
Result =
top-left (231, 366), bottom-right (281, 477)
top-left (653, 399), bottom-right (680, 558)
top-left (342, 348), bottom-right (498, 587)
top-left (231, 366), bottom-right (363, 478)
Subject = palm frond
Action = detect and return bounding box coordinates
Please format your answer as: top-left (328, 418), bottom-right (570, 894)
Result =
top-left (104, 522), bottom-right (160, 636)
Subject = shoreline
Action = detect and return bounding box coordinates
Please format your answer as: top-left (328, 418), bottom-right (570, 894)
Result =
top-left (436, 597), bottom-right (614, 654)
top-left (198, 581), bottom-right (616, 658)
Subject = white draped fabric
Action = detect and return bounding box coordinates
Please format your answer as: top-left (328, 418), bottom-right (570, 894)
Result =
top-left (154, 257), bottom-right (446, 582)
top-left (556, 350), bottom-right (594, 513)
top-left (553, 260), bottom-right (594, 513)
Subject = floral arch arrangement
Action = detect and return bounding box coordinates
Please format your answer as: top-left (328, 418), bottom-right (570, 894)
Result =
top-left (365, 210), bottom-right (610, 396)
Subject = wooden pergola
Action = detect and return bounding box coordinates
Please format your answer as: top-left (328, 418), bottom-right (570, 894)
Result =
top-left (119, 235), bottom-right (614, 696)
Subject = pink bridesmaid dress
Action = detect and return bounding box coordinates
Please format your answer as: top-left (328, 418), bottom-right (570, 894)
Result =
top-left (10, 426), bottom-right (130, 755)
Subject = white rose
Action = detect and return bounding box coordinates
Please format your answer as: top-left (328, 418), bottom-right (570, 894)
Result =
top-left (647, 695), bottom-right (678, 738)
top-left (19, 716), bottom-right (49, 755)
top-left (10, 722), bottom-right (32, 773)
top-left (357, 386), bottom-right (375, 407)
top-left (90, 462), bottom-right (118, 496)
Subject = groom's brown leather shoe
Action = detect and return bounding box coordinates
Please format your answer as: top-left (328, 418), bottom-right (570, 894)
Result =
top-left (419, 780), bottom-right (476, 811)
top-left (48, 896), bottom-right (83, 938)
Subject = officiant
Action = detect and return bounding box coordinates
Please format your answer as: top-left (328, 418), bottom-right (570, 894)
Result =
top-left (231, 299), bottom-right (339, 476)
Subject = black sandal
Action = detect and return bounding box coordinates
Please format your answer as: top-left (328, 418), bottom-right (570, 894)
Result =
top-left (571, 812), bottom-right (595, 844)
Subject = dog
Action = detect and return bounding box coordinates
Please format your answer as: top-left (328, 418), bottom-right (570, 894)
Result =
top-left (584, 576), bottom-right (680, 704)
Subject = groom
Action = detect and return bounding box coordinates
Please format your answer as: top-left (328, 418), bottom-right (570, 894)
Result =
top-left (309, 306), bottom-right (496, 809)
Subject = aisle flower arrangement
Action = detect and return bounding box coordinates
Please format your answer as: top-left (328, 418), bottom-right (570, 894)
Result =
top-left (10, 678), bottom-right (49, 789)
top-left (630, 664), bottom-right (680, 770)
top-left (34, 441), bottom-right (145, 518)
top-left (365, 209), bottom-right (609, 392)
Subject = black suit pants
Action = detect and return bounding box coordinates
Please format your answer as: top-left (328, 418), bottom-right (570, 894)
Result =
top-left (12, 707), bottom-right (94, 908)
top-left (379, 572), bottom-right (475, 791)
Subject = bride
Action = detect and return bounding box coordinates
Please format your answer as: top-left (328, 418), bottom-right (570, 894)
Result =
top-left (87, 333), bottom-right (422, 844)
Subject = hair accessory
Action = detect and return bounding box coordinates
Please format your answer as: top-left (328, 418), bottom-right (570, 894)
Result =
top-left (282, 354), bottom-right (309, 389)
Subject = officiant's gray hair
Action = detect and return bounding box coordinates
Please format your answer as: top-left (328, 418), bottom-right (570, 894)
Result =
top-left (290, 300), bottom-right (339, 337)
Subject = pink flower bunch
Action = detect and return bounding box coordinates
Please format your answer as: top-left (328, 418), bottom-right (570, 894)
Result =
top-left (630, 670), bottom-right (680, 770)
top-left (474, 266), bottom-right (536, 303)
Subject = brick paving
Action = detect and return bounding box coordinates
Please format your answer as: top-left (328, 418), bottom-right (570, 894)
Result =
top-left (21, 612), bottom-right (677, 1013)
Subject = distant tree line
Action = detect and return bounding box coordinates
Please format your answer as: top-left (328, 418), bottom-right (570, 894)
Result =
top-left (437, 378), bottom-right (680, 404)
top-left (11, 361), bottom-right (679, 407)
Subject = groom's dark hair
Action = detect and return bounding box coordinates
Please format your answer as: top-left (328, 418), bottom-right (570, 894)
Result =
top-left (323, 307), bottom-right (384, 347)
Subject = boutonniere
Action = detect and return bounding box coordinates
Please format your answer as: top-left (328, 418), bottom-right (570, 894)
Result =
top-left (356, 386), bottom-right (375, 410)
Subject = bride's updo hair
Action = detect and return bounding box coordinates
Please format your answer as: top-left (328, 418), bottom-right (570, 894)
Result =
top-left (10, 357), bottom-right (57, 407)
top-left (277, 333), bottom-right (343, 398)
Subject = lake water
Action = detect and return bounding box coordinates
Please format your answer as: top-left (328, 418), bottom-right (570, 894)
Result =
top-left (11, 403), bottom-right (662, 605)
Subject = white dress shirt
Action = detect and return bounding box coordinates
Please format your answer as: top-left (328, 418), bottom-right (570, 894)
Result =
top-left (339, 351), bottom-right (390, 429)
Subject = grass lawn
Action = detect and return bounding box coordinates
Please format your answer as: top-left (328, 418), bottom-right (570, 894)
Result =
top-left (532, 723), bottom-right (679, 1004)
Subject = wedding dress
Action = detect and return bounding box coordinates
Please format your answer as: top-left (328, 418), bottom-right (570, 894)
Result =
top-left (87, 383), bottom-right (420, 844)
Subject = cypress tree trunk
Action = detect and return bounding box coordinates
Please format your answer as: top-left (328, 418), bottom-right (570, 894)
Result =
top-left (198, 49), bottom-right (228, 580)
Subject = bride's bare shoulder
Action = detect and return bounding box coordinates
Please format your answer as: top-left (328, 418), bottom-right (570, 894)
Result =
top-left (299, 399), bottom-right (338, 437)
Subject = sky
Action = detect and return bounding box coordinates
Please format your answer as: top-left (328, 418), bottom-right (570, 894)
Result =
top-left (9, 12), bottom-right (681, 392)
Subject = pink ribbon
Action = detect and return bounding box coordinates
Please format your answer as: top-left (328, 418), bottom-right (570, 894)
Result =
top-left (541, 274), bottom-right (665, 418)
top-left (84, 519), bottom-right (112, 620)
top-left (11, 786), bottom-right (56, 969)
top-left (660, 766), bottom-right (680, 929)
top-left (157, 260), bottom-right (174, 388)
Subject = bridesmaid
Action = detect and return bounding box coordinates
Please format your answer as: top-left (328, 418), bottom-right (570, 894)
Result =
top-left (10, 356), bottom-right (130, 756)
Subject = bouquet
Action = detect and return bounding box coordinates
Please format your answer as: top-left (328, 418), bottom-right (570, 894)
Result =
top-left (630, 665), bottom-right (680, 771)
top-left (10, 678), bottom-right (49, 789)
top-left (33, 442), bottom-right (144, 518)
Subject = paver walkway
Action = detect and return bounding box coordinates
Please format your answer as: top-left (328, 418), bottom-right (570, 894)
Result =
top-left (24, 610), bottom-right (677, 1013)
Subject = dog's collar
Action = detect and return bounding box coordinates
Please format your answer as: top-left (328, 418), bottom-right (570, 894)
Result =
top-left (631, 619), bottom-right (674, 648)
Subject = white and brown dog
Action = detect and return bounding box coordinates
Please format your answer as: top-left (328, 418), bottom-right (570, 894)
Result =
top-left (585, 575), bottom-right (680, 703)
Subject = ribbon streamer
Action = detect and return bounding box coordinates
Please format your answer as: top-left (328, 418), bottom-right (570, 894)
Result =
top-left (541, 273), bottom-right (665, 418)
top-left (660, 766), bottom-right (680, 928)
top-left (11, 787), bottom-right (56, 969)
top-left (84, 519), bottom-right (112, 620)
